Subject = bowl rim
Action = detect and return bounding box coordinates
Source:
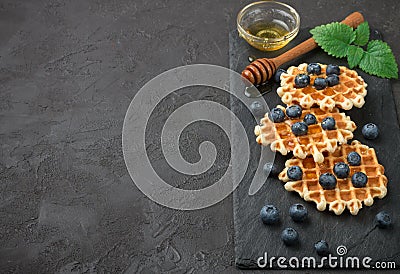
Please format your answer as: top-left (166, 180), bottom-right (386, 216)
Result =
top-left (236, 0), bottom-right (300, 43)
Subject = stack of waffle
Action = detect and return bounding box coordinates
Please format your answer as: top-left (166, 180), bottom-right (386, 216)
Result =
top-left (255, 63), bottom-right (387, 215)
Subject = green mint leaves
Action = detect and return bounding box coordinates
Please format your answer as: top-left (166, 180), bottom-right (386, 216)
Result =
top-left (359, 40), bottom-right (398, 79)
top-left (310, 22), bottom-right (398, 79)
top-left (310, 23), bottom-right (355, 58)
top-left (353, 22), bottom-right (369, 46)
top-left (347, 45), bottom-right (364, 68)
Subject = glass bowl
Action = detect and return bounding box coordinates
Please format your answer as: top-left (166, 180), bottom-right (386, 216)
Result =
top-left (237, 1), bottom-right (300, 51)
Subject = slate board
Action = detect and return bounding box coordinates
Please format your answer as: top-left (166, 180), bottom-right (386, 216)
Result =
top-left (229, 28), bottom-right (400, 269)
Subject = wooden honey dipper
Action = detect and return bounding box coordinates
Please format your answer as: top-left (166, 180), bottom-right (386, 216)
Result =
top-left (241, 12), bottom-right (364, 85)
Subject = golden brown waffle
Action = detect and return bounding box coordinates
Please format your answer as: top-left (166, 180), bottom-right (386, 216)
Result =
top-left (254, 105), bottom-right (356, 163)
top-left (279, 140), bottom-right (388, 215)
top-left (277, 63), bottom-right (367, 111)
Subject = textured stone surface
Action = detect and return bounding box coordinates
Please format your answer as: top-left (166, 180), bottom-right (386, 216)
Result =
top-left (231, 29), bottom-right (400, 269)
top-left (0, 0), bottom-right (399, 273)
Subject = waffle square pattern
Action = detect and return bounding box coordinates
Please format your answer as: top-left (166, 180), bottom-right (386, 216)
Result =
top-left (254, 105), bottom-right (356, 163)
top-left (279, 141), bottom-right (388, 215)
top-left (277, 63), bottom-right (367, 111)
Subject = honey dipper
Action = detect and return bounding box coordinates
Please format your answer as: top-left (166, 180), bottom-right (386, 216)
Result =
top-left (241, 12), bottom-right (364, 85)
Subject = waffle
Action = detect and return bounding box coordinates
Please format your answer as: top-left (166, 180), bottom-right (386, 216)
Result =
top-left (277, 63), bottom-right (367, 111)
top-left (279, 140), bottom-right (387, 215)
top-left (254, 105), bottom-right (356, 163)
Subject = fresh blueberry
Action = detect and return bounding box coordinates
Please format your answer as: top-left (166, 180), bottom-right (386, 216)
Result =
top-left (291, 122), bottom-right (308, 136)
top-left (351, 172), bottom-right (368, 188)
top-left (281, 227), bottom-right (299, 246)
top-left (260, 204), bottom-right (280, 225)
top-left (294, 74), bottom-right (310, 88)
top-left (287, 166), bottom-right (303, 180)
top-left (362, 123), bottom-right (379, 140)
top-left (289, 203), bottom-right (308, 222)
top-left (250, 101), bottom-right (265, 116)
top-left (274, 68), bottom-right (287, 83)
top-left (314, 240), bottom-right (330, 256)
top-left (319, 173), bottom-right (337, 190)
top-left (347, 151), bottom-right (361, 166)
top-left (326, 64), bottom-right (340, 75)
top-left (333, 162), bottom-right (350, 179)
top-left (303, 113), bottom-right (317, 125)
top-left (321, 117), bottom-right (336, 130)
top-left (307, 63), bottom-right (322, 75)
top-left (264, 155), bottom-right (286, 177)
top-left (326, 74), bottom-right (340, 86)
top-left (269, 107), bottom-right (286, 123)
top-left (286, 104), bottom-right (302, 119)
top-left (313, 77), bottom-right (327, 90)
top-left (375, 211), bottom-right (392, 229)
top-left (263, 162), bottom-right (282, 178)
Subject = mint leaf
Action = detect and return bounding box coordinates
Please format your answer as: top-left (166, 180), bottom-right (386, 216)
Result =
top-left (359, 40), bottom-right (398, 79)
top-left (354, 22), bottom-right (370, 46)
top-left (310, 21), bottom-right (399, 79)
top-left (347, 45), bottom-right (364, 68)
top-left (310, 22), bottom-right (355, 58)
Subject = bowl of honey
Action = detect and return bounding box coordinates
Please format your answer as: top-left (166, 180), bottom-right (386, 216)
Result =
top-left (237, 1), bottom-right (300, 51)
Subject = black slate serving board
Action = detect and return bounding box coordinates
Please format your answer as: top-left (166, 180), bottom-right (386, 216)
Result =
top-left (229, 29), bottom-right (400, 269)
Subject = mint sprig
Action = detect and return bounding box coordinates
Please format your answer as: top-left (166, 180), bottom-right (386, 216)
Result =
top-left (310, 23), bottom-right (355, 58)
top-left (347, 45), bottom-right (364, 68)
top-left (353, 22), bottom-right (369, 46)
top-left (310, 21), bottom-right (398, 79)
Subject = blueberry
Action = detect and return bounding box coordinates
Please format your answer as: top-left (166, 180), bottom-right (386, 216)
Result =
top-left (250, 101), bottom-right (265, 116)
top-left (269, 107), bottom-right (286, 123)
top-left (274, 68), bottom-right (287, 83)
top-left (294, 74), bottom-right (310, 88)
top-left (263, 162), bottom-right (282, 178)
top-left (313, 77), bottom-right (327, 90)
top-left (287, 166), bottom-right (303, 180)
top-left (319, 173), bottom-right (337, 190)
top-left (291, 122), bottom-right (308, 136)
top-left (375, 211), bottom-right (392, 229)
top-left (351, 172), bottom-right (368, 188)
top-left (264, 155), bottom-right (286, 177)
top-left (307, 63), bottom-right (322, 75)
top-left (326, 64), bottom-right (340, 75)
top-left (321, 117), bottom-right (336, 130)
top-left (333, 162), bottom-right (350, 179)
top-left (314, 240), bottom-right (330, 256)
top-left (303, 113), bottom-right (317, 125)
top-left (281, 227), bottom-right (299, 246)
top-left (286, 104), bottom-right (302, 119)
top-left (289, 203), bottom-right (308, 222)
top-left (260, 204), bottom-right (280, 225)
top-left (347, 151), bottom-right (361, 166)
top-left (326, 74), bottom-right (340, 86)
top-left (362, 123), bottom-right (379, 140)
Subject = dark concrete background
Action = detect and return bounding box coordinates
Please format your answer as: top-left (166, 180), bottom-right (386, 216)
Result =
top-left (1, 0), bottom-right (399, 273)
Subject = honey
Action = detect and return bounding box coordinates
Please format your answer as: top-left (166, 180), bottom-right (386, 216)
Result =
top-left (237, 1), bottom-right (300, 52)
top-left (246, 20), bottom-right (290, 39)
top-left (243, 20), bottom-right (292, 51)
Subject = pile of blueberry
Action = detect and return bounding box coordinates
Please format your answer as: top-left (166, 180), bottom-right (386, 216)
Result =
top-left (260, 203), bottom-right (308, 247)
top-left (260, 202), bottom-right (392, 252)
top-left (294, 63), bottom-right (341, 89)
top-left (286, 151), bottom-right (369, 189)
top-left (269, 104), bottom-right (337, 137)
